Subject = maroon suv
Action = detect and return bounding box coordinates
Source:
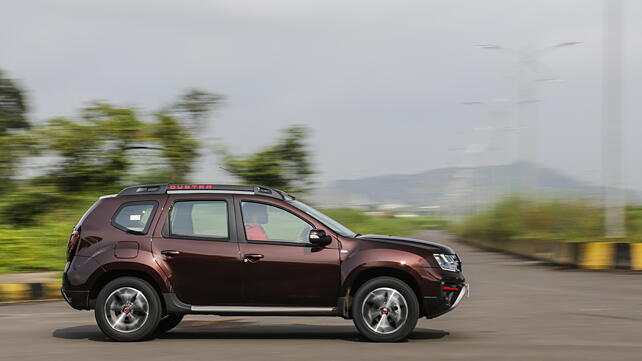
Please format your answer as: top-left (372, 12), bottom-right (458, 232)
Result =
top-left (62, 184), bottom-right (467, 342)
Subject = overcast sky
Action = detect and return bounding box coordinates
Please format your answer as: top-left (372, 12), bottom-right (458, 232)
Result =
top-left (2, 0), bottom-right (641, 189)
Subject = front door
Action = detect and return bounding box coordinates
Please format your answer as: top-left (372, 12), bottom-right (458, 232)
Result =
top-left (152, 195), bottom-right (242, 306)
top-left (235, 197), bottom-right (340, 307)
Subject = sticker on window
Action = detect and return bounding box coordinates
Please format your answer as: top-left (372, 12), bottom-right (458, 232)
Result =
top-left (130, 214), bottom-right (141, 221)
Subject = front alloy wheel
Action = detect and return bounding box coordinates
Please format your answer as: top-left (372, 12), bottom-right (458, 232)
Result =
top-left (352, 277), bottom-right (419, 342)
top-left (362, 287), bottom-right (409, 334)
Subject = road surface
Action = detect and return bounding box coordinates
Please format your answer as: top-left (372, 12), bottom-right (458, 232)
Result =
top-left (2, 231), bottom-right (641, 361)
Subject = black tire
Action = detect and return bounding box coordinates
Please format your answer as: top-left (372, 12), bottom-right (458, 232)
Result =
top-left (95, 277), bottom-right (162, 342)
top-left (156, 314), bottom-right (184, 333)
top-left (351, 276), bottom-right (419, 342)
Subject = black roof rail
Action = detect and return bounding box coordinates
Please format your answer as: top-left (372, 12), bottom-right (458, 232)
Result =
top-left (117, 184), bottom-right (169, 196)
top-left (116, 184), bottom-right (291, 200)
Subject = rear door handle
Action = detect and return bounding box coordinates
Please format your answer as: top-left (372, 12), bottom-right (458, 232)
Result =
top-left (243, 254), bottom-right (264, 263)
top-left (161, 250), bottom-right (180, 257)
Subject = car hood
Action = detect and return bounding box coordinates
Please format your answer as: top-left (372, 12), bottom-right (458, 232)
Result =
top-left (355, 234), bottom-right (455, 254)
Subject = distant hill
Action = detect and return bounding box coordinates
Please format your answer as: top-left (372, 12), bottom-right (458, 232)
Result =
top-left (312, 161), bottom-right (639, 208)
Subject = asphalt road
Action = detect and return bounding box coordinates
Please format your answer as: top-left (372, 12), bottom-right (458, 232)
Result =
top-left (2, 231), bottom-right (642, 361)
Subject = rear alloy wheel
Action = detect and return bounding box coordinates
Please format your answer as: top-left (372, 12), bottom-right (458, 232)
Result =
top-left (95, 277), bottom-right (161, 341)
top-left (352, 277), bottom-right (419, 342)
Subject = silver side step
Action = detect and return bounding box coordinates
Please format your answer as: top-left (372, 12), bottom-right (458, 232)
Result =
top-left (162, 293), bottom-right (342, 316)
top-left (190, 305), bottom-right (336, 315)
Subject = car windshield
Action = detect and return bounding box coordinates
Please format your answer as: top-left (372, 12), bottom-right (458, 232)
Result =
top-left (288, 200), bottom-right (357, 238)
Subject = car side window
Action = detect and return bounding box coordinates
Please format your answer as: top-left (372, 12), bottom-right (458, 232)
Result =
top-left (169, 200), bottom-right (229, 239)
top-left (112, 201), bottom-right (157, 234)
top-left (241, 201), bottom-right (312, 243)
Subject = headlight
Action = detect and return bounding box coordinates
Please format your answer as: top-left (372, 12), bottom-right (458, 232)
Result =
top-left (433, 254), bottom-right (460, 272)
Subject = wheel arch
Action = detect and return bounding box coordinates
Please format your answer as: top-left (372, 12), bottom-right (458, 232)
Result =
top-left (88, 264), bottom-right (168, 312)
top-left (341, 266), bottom-right (424, 318)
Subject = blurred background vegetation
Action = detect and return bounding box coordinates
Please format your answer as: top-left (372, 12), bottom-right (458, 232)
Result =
top-left (451, 196), bottom-right (642, 243)
top-left (3, 64), bottom-right (637, 274)
top-left (0, 67), bottom-right (448, 273)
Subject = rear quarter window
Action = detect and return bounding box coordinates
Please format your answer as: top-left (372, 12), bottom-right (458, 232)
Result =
top-left (112, 201), bottom-right (158, 234)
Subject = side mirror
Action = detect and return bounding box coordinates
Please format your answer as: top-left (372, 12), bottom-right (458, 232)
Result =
top-left (309, 229), bottom-right (332, 247)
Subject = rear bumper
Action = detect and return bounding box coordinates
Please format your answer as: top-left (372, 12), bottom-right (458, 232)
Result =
top-left (61, 287), bottom-right (90, 310)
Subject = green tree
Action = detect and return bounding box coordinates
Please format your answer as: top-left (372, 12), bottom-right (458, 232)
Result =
top-left (147, 113), bottom-right (199, 183)
top-left (38, 103), bottom-right (145, 191)
top-left (0, 69), bottom-right (33, 188)
top-left (221, 125), bottom-right (315, 194)
top-left (168, 89), bottom-right (223, 130)
top-left (142, 89), bottom-right (221, 183)
top-left (36, 89), bottom-right (220, 188)
top-left (0, 69), bottom-right (29, 133)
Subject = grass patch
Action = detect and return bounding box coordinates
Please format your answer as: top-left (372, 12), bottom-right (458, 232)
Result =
top-left (0, 193), bottom-right (99, 273)
top-left (451, 196), bottom-right (642, 243)
top-left (322, 208), bottom-right (448, 237)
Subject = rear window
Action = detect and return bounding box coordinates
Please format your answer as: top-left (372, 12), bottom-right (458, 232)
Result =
top-left (112, 201), bottom-right (158, 234)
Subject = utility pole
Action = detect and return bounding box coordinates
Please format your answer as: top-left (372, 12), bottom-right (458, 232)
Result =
top-left (478, 42), bottom-right (579, 195)
top-left (603, 0), bottom-right (626, 238)
top-left (462, 99), bottom-right (514, 204)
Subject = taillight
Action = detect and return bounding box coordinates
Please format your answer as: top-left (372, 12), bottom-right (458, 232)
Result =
top-left (67, 230), bottom-right (81, 261)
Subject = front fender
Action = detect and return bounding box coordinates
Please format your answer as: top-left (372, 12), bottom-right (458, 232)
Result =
top-left (340, 248), bottom-right (437, 296)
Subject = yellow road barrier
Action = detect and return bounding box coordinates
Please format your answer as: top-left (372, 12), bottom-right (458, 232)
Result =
top-left (579, 242), bottom-right (614, 270)
top-left (0, 283), bottom-right (31, 301)
top-left (0, 281), bottom-right (62, 302)
top-left (630, 243), bottom-right (642, 271)
top-left (43, 282), bottom-right (62, 298)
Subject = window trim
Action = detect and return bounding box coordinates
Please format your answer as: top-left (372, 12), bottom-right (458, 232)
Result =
top-left (111, 200), bottom-right (159, 235)
top-left (163, 199), bottom-right (232, 242)
top-left (239, 200), bottom-right (315, 246)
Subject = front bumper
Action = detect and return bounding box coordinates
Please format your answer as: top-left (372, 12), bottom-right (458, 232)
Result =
top-left (423, 282), bottom-right (469, 318)
top-left (449, 283), bottom-right (468, 309)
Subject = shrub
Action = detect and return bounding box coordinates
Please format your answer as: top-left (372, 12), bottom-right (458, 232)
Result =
top-left (452, 196), bottom-right (607, 242)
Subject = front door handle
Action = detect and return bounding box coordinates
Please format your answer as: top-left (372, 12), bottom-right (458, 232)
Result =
top-left (243, 254), bottom-right (264, 263)
top-left (161, 250), bottom-right (180, 257)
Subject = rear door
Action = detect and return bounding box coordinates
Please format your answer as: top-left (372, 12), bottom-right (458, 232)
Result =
top-left (234, 196), bottom-right (341, 307)
top-left (152, 194), bottom-right (242, 306)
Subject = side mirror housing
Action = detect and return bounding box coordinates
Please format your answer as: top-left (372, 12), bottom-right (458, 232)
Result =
top-left (309, 229), bottom-right (332, 247)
